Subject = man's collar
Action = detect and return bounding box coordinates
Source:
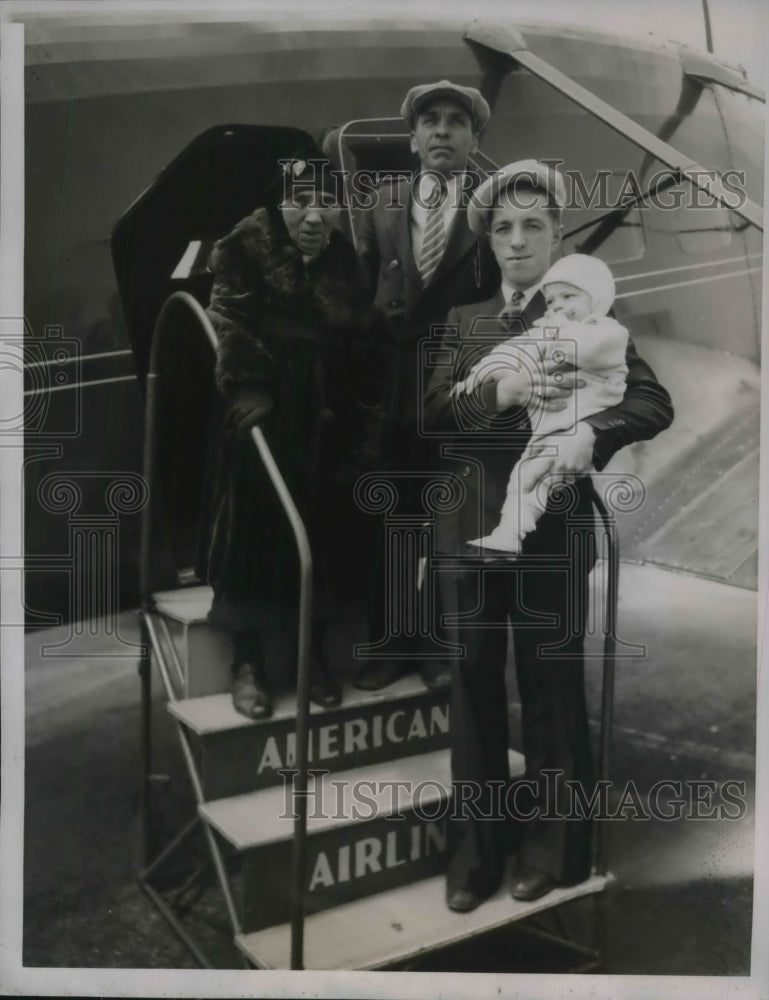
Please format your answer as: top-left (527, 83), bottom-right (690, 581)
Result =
top-left (416, 170), bottom-right (465, 207)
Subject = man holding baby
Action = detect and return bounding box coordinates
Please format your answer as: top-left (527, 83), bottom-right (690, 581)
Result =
top-left (423, 160), bottom-right (674, 911)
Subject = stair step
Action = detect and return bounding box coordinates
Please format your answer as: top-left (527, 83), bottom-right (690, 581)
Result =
top-left (152, 585), bottom-right (431, 704)
top-left (170, 678), bottom-right (450, 798)
top-left (200, 749), bottom-right (460, 848)
top-left (149, 589), bottom-right (231, 698)
top-left (201, 748), bottom-right (525, 846)
top-left (235, 870), bottom-right (610, 970)
top-left (152, 585), bottom-right (214, 623)
top-left (170, 673), bottom-right (445, 735)
top-left (202, 749), bottom-right (525, 932)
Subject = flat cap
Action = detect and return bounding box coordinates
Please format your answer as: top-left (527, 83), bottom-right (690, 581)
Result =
top-left (400, 79), bottom-right (490, 131)
top-left (467, 159), bottom-right (567, 235)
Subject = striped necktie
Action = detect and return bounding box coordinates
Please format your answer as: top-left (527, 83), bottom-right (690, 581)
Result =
top-left (499, 291), bottom-right (525, 332)
top-left (418, 178), bottom-right (447, 286)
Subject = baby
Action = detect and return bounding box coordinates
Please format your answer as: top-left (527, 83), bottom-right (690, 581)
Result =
top-left (455, 254), bottom-right (629, 554)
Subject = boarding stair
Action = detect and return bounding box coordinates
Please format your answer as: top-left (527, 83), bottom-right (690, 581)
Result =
top-left (141, 586), bottom-right (609, 969)
top-left (134, 292), bottom-right (617, 972)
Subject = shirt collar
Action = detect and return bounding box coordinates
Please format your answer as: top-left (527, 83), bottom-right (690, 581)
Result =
top-left (416, 171), bottom-right (463, 208)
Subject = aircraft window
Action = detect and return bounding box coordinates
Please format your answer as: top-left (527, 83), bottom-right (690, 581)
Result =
top-left (710, 84), bottom-right (764, 215)
top-left (322, 119), bottom-right (408, 245)
top-left (644, 182), bottom-right (734, 254)
top-left (576, 207), bottom-right (643, 264)
top-left (675, 207), bottom-right (733, 254)
top-left (561, 170), bottom-right (645, 264)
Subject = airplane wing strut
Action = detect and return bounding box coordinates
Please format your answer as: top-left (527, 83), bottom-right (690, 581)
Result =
top-left (464, 22), bottom-right (763, 232)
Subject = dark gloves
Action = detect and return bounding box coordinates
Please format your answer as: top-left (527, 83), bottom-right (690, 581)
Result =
top-left (226, 386), bottom-right (274, 432)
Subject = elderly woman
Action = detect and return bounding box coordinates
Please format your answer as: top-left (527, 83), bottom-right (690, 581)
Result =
top-left (198, 156), bottom-right (386, 720)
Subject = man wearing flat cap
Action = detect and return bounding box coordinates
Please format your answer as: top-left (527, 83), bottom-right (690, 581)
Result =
top-left (423, 160), bottom-right (674, 910)
top-left (354, 79), bottom-right (500, 693)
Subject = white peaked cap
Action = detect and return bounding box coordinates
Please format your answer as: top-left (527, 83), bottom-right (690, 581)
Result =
top-left (540, 254), bottom-right (616, 317)
top-left (467, 158), bottom-right (566, 234)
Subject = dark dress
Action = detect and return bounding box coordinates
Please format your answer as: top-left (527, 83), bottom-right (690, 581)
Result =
top-left (197, 207), bottom-right (386, 633)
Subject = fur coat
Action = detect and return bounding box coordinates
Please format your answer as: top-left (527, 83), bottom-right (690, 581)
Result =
top-left (197, 207), bottom-right (388, 630)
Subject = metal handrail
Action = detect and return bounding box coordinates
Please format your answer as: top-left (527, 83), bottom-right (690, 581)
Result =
top-left (142, 290), bottom-right (313, 969)
top-left (140, 291), bottom-right (220, 603)
top-left (588, 484), bottom-right (618, 878)
top-left (246, 426), bottom-right (313, 970)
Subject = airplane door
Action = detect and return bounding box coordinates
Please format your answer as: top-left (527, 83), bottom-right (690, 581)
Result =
top-left (111, 124), bottom-right (323, 383)
top-left (111, 125), bottom-right (323, 586)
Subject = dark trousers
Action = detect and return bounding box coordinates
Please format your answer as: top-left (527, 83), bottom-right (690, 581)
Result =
top-left (441, 550), bottom-right (595, 895)
top-left (364, 429), bottom-right (453, 662)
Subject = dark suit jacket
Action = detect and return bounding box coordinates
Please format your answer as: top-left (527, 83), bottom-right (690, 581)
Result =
top-left (423, 289), bottom-right (674, 553)
top-left (357, 174), bottom-right (499, 453)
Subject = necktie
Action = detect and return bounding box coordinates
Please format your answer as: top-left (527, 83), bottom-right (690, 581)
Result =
top-left (418, 178), bottom-right (447, 286)
top-left (498, 291), bottom-right (525, 332)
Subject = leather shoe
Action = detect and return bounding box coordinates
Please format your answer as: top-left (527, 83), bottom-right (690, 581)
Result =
top-left (419, 659), bottom-right (451, 690)
top-left (352, 659), bottom-right (410, 691)
top-left (231, 660), bottom-right (273, 720)
top-left (510, 868), bottom-right (555, 902)
top-left (309, 658), bottom-right (342, 710)
top-left (445, 885), bottom-right (485, 913)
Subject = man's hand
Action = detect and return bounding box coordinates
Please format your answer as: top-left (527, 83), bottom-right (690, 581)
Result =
top-left (518, 422), bottom-right (597, 493)
top-left (227, 388), bottom-right (274, 431)
top-left (495, 359), bottom-right (585, 413)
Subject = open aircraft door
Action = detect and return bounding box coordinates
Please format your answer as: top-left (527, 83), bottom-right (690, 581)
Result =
top-left (111, 124), bottom-right (324, 384)
top-left (110, 125), bottom-right (323, 588)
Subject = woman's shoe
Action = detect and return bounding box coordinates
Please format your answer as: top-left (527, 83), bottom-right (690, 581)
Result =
top-left (231, 660), bottom-right (273, 720)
